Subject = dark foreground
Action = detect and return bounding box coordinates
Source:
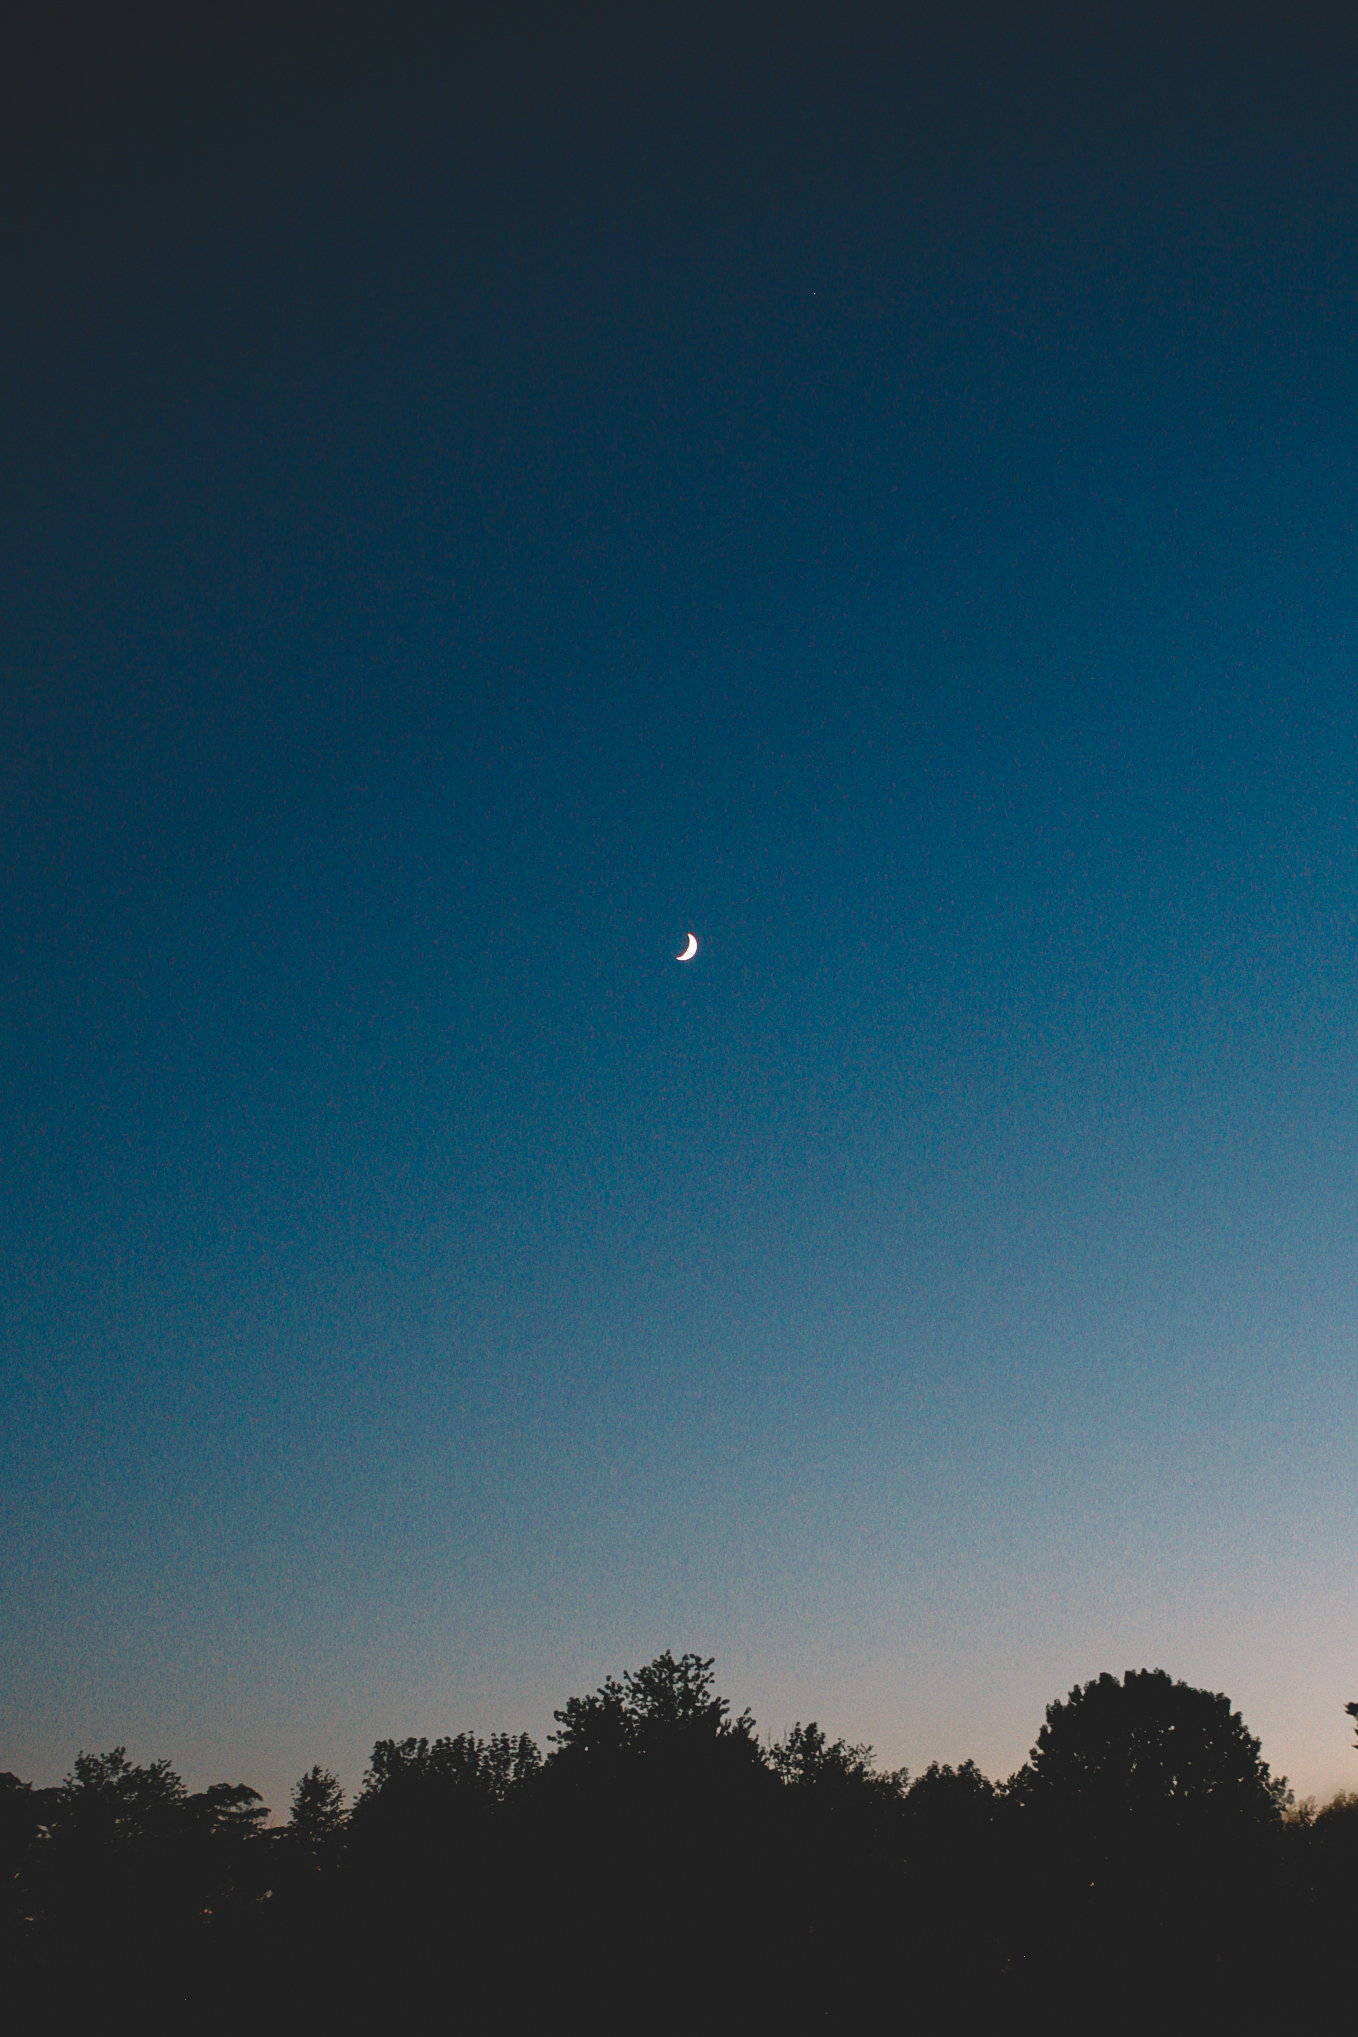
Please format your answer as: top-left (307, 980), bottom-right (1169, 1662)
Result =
top-left (6, 1657), bottom-right (1355, 2033)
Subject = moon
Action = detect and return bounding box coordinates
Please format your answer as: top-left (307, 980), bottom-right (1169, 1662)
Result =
top-left (677, 932), bottom-right (698, 962)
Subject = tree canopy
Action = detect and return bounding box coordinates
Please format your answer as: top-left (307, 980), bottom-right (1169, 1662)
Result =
top-left (6, 1656), bottom-right (1345, 2034)
top-left (549, 1647), bottom-right (757, 1762)
top-left (1020, 1667), bottom-right (1290, 1838)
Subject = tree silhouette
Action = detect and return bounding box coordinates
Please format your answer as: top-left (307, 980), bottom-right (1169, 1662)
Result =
top-left (768, 1719), bottom-right (884, 1789)
top-left (896, 1760), bottom-right (1009, 2014)
top-left (549, 1648), bottom-right (757, 1762)
top-left (1021, 1668), bottom-right (1289, 1839)
top-left (289, 1763), bottom-right (345, 1840)
top-left (1006, 1669), bottom-right (1293, 2024)
top-left (0, 1771), bottom-right (55, 1965)
top-left (12, 1748), bottom-right (274, 2031)
top-left (904, 1758), bottom-right (999, 1844)
top-left (8, 1657), bottom-right (1351, 2033)
top-left (349, 1728), bottom-right (541, 1849)
top-left (284, 1764), bottom-right (346, 1880)
top-left (538, 1653), bottom-right (781, 2027)
top-left (760, 1721), bottom-right (913, 2024)
top-left (51, 1746), bottom-right (188, 1843)
top-left (328, 1727), bottom-right (544, 2030)
top-left (184, 1779), bottom-right (271, 1910)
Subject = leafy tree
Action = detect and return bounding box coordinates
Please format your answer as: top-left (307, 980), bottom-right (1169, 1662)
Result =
top-left (768, 1719), bottom-right (887, 1790)
top-left (187, 1784), bottom-right (268, 1865)
top-left (345, 1728), bottom-right (541, 1879)
top-left (767, 1721), bottom-right (908, 1868)
top-left (356, 1730), bottom-right (540, 1816)
top-left (764, 1719), bottom-right (910, 2013)
top-left (333, 1728), bottom-right (543, 2030)
top-left (287, 1763), bottom-right (346, 1863)
top-left (1019, 1668), bottom-right (1289, 1839)
top-left (35, 1747), bottom-right (189, 1933)
top-left (893, 1762), bottom-right (1009, 2016)
top-left (539, 1654), bottom-right (778, 2023)
top-left (49, 1746), bottom-right (188, 1847)
top-left (483, 1730), bottom-right (543, 1797)
top-left (905, 1758), bottom-right (998, 1833)
top-left (1346, 1698), bottom-right (1358, 1749)
top-left (0, 1771), bottom-right (55, 1953)
top-left (36, 1749), bottom-right (271, 1918)
top-left (13, 1748), bottom-right (275, 2032)
top-left (184, 1779), bottom-right (271, 1905)
top-left (1003, 1669), bottom-right (1293, 2024)
top-left (1309, 1789), bottom-right (1358, 1867)
top-left (549, 1648), bottom-right (757, 1763)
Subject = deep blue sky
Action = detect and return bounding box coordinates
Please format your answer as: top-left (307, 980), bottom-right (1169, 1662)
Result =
top-left (5, 3), bottom-right (1358, 1811)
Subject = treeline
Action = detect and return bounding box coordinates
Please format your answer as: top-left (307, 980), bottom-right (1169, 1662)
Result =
top-left (5, 1654), bottom-right (1357, 2034)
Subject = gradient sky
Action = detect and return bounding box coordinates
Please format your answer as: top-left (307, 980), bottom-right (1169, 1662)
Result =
top-left (5, 4), bottom-right (1358, 1816)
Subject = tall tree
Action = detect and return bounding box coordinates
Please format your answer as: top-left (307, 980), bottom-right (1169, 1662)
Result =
top-left (1020, 1669), bottom-right (1289, 1840)
top-left (1006, 1669), bottom-right (1292, 2025)
top-left (549, 1649), bottom-right (757, 1765)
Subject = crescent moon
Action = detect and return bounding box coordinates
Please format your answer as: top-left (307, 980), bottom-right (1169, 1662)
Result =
top-left (677, 932), bottom-right (698, 962)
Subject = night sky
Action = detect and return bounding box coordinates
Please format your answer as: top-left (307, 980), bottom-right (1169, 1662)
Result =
top-left (6, 4), bottom-right (1358, 1814)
